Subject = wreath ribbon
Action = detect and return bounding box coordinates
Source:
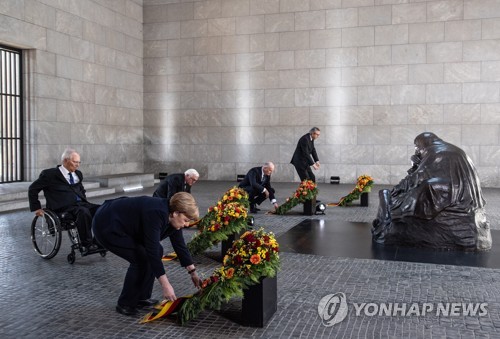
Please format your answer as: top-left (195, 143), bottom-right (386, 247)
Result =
top-left (161, 252), bottom-right (178, 261)
top-left (140, 295), bottom-right (193, 323)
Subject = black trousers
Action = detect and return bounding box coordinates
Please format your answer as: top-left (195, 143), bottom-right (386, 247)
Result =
top-left (249, 187), bottom-right (275, 206)
top-left (58, 202), bottom-right (100, 246)
top-left (93, 226), bottom-right (162, 308)
top-left (294, 165), bottom-right (315, 183)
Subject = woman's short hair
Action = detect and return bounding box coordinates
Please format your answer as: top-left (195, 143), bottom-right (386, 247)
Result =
top-left (169, 192), bottom-right (199, 220)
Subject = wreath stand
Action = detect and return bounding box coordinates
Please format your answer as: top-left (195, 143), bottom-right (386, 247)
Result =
top-left (360, 192), bottom-right (369, 206)
top-left (241, 275), bottom-right (277, 327)
top-left (220, 231), bottom-right (278, 327)
top-left (303, 196), bottom-right (317, 215)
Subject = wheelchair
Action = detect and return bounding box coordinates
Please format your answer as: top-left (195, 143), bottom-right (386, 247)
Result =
top-left (30, 208), bottom-right (106, 264)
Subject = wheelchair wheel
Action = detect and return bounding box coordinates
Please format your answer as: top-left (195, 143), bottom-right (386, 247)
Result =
top-left (31, 210), bottom-right (62, 259)
top-left (67, 252), bottom-right (76, 264)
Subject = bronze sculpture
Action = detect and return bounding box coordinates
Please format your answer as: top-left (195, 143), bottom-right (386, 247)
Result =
top-left (372, 132), bottom-right (492, 251)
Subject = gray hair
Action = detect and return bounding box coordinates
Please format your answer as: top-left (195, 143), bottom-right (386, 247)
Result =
top-left (61, 148), bottom-right (78, 162)
top-left (309, 127), bottom-right (321, 133)
top-left (263, 162), bottom-right (275, 169)
top-left (184, 168), bottom-right (199, 178)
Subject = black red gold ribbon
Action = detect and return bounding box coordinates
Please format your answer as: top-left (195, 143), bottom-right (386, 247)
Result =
top-left (140, 295), bottom-right (192, 323)
top-left (161, 252), bottom-right (178, 261)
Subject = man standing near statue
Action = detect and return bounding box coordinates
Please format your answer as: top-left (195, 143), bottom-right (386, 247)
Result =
top-left (291, 127), bottom-right (321, 183)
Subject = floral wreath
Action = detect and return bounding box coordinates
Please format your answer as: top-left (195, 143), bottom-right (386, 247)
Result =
top-left (273, 180), bottom-right (318, 215)
top-left (188, 187), bottom-right (250, 256)
top-left (179, 228), bottom-right (280, 324)
top-left (330, 174), bottom-right (374, 206)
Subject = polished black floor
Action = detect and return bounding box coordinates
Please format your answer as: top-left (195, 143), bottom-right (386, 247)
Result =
top-left (277, 219), bottom-right (500, 269)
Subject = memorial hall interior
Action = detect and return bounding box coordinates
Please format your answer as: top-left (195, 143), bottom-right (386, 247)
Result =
top-left (2, 1), bottom-right (500, 338)
top-left (0, 0), bottom-right (498, 186)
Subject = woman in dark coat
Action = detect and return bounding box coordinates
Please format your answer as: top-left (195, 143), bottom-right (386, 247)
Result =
top-left (92, 192), bottom-right (201, 316)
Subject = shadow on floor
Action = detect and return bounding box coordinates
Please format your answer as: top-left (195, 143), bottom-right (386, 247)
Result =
top-left (277, 219), bottom-right (500, 269)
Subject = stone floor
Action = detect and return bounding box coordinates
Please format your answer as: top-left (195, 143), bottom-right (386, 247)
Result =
top-left (1, 181), bottom-right (500, 338)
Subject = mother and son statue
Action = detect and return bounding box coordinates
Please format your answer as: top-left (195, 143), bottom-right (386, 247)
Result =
top-left (372, 132), bottom-right (492, 252)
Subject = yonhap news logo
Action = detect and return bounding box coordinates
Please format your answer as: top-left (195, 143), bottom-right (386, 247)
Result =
top-left (318, 292), bottom-right (349, 327)
top-left (318, 292), bottom-right (488, 327)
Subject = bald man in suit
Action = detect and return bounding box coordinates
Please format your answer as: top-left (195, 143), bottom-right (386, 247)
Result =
top-left (239, 162), bottom-right (279, 213)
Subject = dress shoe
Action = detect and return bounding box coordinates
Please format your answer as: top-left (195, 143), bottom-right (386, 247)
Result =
top-left (88, 244), bottom-right (99, 251)
top-left (250, 204), bottom-right (258, 213)
top-left (137, 298), bottom-right (159, 307)
top-left (116, 304), bottom-right (138, 316)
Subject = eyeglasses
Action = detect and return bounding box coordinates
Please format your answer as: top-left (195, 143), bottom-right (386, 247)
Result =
top-left (71, 160), bottom-right (81, 164)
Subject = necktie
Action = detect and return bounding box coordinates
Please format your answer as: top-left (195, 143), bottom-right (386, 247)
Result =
top-left (69, 173), bottom-right (81, 201)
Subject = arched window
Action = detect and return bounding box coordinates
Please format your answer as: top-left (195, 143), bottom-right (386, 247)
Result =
top-left (0, 45), bottom-right (22, 183)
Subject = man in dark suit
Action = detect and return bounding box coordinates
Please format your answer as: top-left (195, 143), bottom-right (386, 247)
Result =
top-left (153, 169), bottom-right (199, 201)
top-left (290, 127), bottom-right (321, 182)
top-left (239, 162), bottom-right (279, 213)
top-left (28, 148), bottom-right (100, 252)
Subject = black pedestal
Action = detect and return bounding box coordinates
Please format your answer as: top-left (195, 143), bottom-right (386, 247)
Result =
top-left (242, 275), bottom-right (277, 327)
top-left (303, 197), bottom-right (316, 215)
top-left (360, 192), bottom-right (369, 206)
top-left (221, 233), bottom-right (237, 260)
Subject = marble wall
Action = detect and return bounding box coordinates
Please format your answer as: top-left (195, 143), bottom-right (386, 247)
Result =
top-left (0, 0), bottom-right (144, 179)
top-left (143, 0), bottom-right (500, 186)
top-left (3, 1), bottom-right (500, 186)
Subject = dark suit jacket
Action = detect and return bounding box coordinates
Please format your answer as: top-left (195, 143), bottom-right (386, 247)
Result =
top-left (290, 133), bottom-right (319, 170)
top-left (92, 196), bottom-right (193, 278)
top-left (238, 167), bottom-right (275, 201)
top-left (153, 173), bottom-right (191, 200)
top-left (28, 166), bottom-right (87, 212)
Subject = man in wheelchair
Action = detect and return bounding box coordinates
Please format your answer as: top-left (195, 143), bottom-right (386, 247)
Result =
top-left (28, 148), bottom-right (100, 253)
